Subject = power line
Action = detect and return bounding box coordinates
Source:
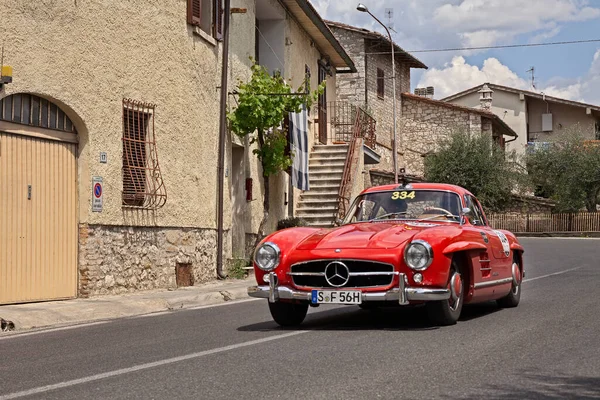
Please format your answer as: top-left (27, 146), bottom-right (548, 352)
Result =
top-left (362, 38), bottom-right (600, 55)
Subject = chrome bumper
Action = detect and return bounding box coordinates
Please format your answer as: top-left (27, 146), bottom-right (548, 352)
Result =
top-left (247, 273), bottom-right (450, 305)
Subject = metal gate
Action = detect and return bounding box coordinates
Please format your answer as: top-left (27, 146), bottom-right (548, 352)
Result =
top-left (0, 131), bottom-right (78, 304)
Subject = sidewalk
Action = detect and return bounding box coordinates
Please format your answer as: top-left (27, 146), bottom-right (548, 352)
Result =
top-left (0, 275), bottom-right (256, 332)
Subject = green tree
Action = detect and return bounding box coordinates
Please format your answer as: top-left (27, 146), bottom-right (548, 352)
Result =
top-left (526, 130), bottom-right (600, 212)
top-left (227, 62), bottom-right (323, 242)
top-left (424, 130), bottom-right (521, 212)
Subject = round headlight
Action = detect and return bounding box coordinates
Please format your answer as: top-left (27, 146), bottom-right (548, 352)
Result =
top-left (404, 240), bottom-right (433, 271)
top-left (254, 242), bottom-right (280, 271)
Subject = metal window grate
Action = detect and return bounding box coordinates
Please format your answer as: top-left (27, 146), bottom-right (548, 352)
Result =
top-left (0, 94), bottom-right (76, 133)
top-left (122, 99), bottom-right (167, 209)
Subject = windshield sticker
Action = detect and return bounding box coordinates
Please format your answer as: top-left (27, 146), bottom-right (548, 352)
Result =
top-left (391, 191), bottom-right (416, 200)
top-left (492, 230), bottom-right (510, 257)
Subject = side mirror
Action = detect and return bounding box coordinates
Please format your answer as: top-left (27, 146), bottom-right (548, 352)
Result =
top-left (460, 207), bottom-right (472, 226)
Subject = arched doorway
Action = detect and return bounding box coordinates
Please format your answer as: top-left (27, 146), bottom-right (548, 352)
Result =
top-left (0, 93), bottom-right (78, 304)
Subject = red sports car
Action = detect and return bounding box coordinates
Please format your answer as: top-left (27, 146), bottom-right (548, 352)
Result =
top-left (248, 183), bottom-right (524, 326)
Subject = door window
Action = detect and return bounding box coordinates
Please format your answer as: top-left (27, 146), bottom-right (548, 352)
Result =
top-left (465, 196), bottom-right (487, 226)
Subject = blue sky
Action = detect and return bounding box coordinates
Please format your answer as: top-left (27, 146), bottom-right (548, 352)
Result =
top-left (313, 0), bottom-right (600, 104)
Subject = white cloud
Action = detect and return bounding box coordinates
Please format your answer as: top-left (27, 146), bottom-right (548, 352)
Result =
top-left (417, 56), bottom-right (528, 98)
top-left (417, 50), bottom-right (600, 105)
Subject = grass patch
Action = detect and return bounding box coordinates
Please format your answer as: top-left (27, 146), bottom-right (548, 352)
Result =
top-left (228, 258), bottom-right (252, 279)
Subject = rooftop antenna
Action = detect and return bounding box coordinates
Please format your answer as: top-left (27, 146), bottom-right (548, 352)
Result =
top-left (385, 8), bottom-right (397, 33)
top-left (526, 66), bottom-right (536, 90)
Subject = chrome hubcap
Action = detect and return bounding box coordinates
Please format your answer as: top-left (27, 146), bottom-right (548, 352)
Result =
top-left (449, 272), bottom-right (462, 311)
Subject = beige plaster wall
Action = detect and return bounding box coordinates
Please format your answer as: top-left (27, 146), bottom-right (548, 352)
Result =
top-left (526, 97), bottom-right (598, 142)
top-left (447, 90), bottom-right (528, 154)
top-left (0, 0), bottom-right (228, 230)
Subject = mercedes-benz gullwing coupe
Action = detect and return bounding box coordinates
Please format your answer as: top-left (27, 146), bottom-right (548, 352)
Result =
top-left (248, 183), bottom-right (524, 326)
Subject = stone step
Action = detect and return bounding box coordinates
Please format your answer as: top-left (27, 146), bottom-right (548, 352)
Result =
top-left (304, 183), bottom-right (339, 191)
top-left (309, 171), bottom-right (344, 179)
top-left (309, 153), bottom-right (348, 162)
top-left (310, 165), bottom-right (344, 173)
top-left (301, 189), bottom-right (339, 197)
top-left (308, 177), bottom-right (343, 186)
top-left (312, 145), bottom-right (349, 155)
top-left (296, 201), bottom-right (338, 210)
top-left (309, 158), bottom-right (346, 167)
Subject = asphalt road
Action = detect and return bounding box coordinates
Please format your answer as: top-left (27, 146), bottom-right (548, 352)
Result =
top-left (1, 238), bottom-right (599, 400)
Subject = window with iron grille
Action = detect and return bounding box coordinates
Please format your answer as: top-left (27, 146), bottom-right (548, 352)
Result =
top-left (187, 0), bottom-right (223, 40)
top-left (377, 68), bottom-right (385, 99)
top-left (122, 99), bottom-right (167, 209)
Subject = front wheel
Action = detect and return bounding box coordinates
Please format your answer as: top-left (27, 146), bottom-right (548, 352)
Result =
top-left (268, 301), bottom-right (309, 327)
top-left (426, 262), bottom-right (464, 326)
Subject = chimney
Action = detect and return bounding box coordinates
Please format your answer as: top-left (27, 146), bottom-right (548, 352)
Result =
top-left (478, 84), bottom-right (493, 111)
top-left (414, 86), bottom-right (434, 99)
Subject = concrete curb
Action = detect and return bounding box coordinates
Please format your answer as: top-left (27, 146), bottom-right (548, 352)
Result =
top-left (0, 276), bottom-right (256, 332)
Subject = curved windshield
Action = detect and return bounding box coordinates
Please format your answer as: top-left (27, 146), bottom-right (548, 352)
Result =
top-left (343, 189), bottom-right (463, 224)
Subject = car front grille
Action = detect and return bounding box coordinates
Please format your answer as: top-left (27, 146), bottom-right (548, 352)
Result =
top-left (289, 260), bottom-right (395, 289)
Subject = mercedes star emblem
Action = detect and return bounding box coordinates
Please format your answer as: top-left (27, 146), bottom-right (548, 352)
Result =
top-left (324, 261), bottom-right (350, 287)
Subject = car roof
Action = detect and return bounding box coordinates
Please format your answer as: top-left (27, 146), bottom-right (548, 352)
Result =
top-left (360, 183), bottom-right (473, 197)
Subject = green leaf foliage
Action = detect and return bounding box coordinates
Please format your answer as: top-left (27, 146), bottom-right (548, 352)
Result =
top-left (227, 61), bottom-right (324, 178)
top-left (424, 130), bottom-right (520, 212)
top-left (526, 129), bottom-right (600, 212)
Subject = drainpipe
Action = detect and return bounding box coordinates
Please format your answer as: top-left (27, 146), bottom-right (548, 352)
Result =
top-left (216, 0), bottom-right (231, 280)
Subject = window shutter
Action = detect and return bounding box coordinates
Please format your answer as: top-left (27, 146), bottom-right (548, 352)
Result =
top-left (187, 0), bottom-right (202, 26)
top-left (213, 0), bottom-right (223, 40)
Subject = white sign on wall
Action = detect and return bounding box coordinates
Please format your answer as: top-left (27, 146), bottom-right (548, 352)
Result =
top-left (92, 176), bottom-right (103, 212)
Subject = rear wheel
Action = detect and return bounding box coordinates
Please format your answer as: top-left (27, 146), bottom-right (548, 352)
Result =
top-left (497, 254), bottom-right (522, 308)
top-left (268, 301), bottom-right (309, 327)
top-left (426, 260), bottom-right (464, 326)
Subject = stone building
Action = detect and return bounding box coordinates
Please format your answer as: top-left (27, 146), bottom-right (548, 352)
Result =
top-left (326, 20), bottom-right (427, 173)
top-left (0, 0), bottom-right (354, 303)
top-left (400, 93), bottom-right (518, 176)
top-left (443, 83), bottom-right (600, 155)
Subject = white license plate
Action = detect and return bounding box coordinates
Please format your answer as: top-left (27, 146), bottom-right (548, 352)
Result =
top-left (311, 290), bottom-right (362, 305)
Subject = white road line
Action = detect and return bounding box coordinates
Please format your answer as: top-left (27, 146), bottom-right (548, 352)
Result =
top-left (0, 321), bottom-right (110, 341)
top-left (523, 267), bottom-right (581, 283)
top-left (0, 330), bottom-right (308, 400)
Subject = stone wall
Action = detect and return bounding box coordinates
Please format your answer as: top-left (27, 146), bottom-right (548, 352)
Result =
top-left (365, 41), bottom-right (410, 151)
top-left (328, 27), bottom-right (366, 105)
top-left (329, 26), bottom-right (411, 174)
top-left (78, 224), bottom-right (230, 297)
top-left (401, 96), bottom-right (488, 176)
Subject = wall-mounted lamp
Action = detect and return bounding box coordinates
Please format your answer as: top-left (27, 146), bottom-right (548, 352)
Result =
top-left (0, 65), bottom-right (12, 90)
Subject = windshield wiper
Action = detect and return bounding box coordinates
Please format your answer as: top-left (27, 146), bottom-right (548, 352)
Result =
top-left (419, 214), bottom-right (461, 222)
top-left (370, 211), bottom-right (408, 221)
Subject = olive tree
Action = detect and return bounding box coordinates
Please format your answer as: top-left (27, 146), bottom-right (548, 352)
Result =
top-left (526, 130), bottom-right (600, 212)
top-left (423, 130), bottom-right (522, 212)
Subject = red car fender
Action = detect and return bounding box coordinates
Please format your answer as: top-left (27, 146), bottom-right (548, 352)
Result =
top-left (442, 241), bottom-right (487, 255)
top-left (253, 227), bottom-right (319, 285)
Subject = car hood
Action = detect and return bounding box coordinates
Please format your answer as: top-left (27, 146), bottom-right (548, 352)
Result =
top-left (295, 221), bottom-right (441, 250)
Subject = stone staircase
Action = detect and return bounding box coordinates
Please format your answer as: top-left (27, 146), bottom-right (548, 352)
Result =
top-left (296, 144), bottom-right (348, 228)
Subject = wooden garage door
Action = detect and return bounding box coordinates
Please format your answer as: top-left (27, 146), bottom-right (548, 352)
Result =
top-left (0, 132), bottom-right (78, 304)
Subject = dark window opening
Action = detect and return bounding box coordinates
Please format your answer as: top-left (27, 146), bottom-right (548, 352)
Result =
top-left (377, 68), bottom-right (385, 99)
